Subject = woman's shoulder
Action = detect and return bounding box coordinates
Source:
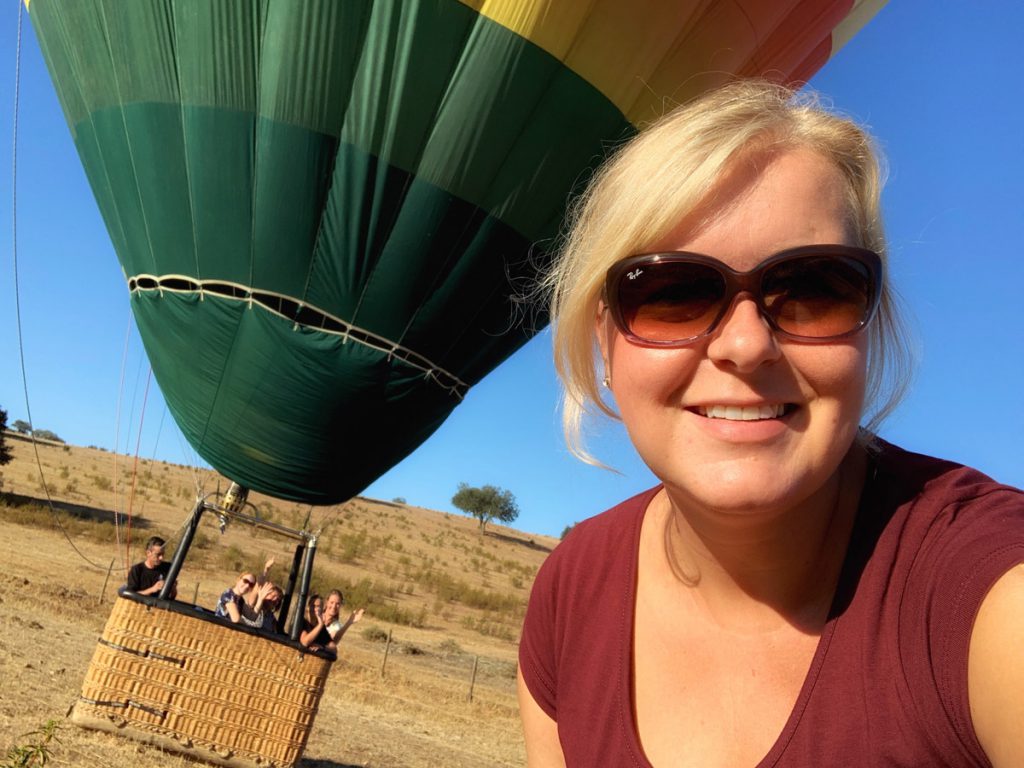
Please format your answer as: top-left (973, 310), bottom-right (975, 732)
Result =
top-left (558, 483), bottom-right (657, 541)
top-left (536, 485), bottom-right (660, 585)
top-left (870, 438), bottom-right (1023, 516)
top-left (863, 439), bottom-right (1023, 571)
top-left (521, 486), bottom-right (658, 703)
top-left (861, 440), bottom-right (1024, 762)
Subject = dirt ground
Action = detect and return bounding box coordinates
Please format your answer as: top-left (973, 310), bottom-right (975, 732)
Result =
top-left (0, 522), bottom-right (526, 766)
top-left (0, 436), bottom-right (541, 766)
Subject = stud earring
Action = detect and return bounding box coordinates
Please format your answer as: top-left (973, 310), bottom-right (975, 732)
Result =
top-left (602, 375), bottom-right (611, 388)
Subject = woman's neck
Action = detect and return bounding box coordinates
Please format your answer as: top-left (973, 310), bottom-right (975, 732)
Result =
top-left (652, 446), bottom-right (866, 633)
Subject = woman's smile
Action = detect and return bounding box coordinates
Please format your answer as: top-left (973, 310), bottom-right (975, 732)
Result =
top-left (691, 404), bottom-right (793, 420)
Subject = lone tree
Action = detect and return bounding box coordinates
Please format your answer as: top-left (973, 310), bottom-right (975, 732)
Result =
top-left (451, 483), bottom-right (519, 533)
top-left (12, 419), bottom-right (30, 434)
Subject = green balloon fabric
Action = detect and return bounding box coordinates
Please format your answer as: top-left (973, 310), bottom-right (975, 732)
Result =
top-left (28, 0), bottom-right (881, 503)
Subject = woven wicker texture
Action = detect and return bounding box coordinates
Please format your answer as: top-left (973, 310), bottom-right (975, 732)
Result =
top-left (72, 597), bottom-right (332, 768)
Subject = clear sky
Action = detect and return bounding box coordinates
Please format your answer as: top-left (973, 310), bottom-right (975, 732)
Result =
top-left (2, 4), bottom-right (1022, 538)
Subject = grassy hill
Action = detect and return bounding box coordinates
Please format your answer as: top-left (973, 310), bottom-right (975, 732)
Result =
top-left (0, 430), bottom-right (557, 651)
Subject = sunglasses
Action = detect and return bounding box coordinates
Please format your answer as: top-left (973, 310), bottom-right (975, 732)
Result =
top-left (604, 245), bottom-right (882, 346)
top-left (241, 578), bottom-right (255, 587)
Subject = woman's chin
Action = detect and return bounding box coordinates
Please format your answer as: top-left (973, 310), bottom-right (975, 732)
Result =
top-left (661, 464), bottom-right (823, 519)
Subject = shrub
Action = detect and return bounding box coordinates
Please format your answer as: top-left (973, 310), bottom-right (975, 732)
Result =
top-left (218, 544), bottom-right (246, 573)
top-left (370, 602), bottom-right (426, 628)
top-left (397, 641), bottom-right (425, 656)
top-left (438, 638), bottom-right (463, 656)
top-left (338, 530), bottom-right (372, 563)
top-left (461, 615), bottom-right (516, 642)
top-left (361, 626), bottom-right (390, 643)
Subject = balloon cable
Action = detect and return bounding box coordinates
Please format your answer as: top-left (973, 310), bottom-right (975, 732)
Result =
top-left (150, 405), bottom-right (167, 466)
top-left (123, 367), bottom-right (153, 569)
top-left (111, 311), bottom-right (134, 566)
top-left (173, 425), bottom-right (204, 499)
top-left (8, 1), bottom-right (105, 572)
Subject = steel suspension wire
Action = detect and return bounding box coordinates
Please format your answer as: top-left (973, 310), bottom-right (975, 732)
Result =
top-left (315, 501), bottom-right (349, 538)
top-left (111, 311), bottom-right (134, 568)
top-left (149, 405), bottom-right (167, 467)
top-left (123, 367), bottom-right (153, 570)
top-left (173, 425), bottom-right (205, 500)
top-left (8, 1), bottom-right (105, 572)
top-left (122, 354), bottom-right (147, 456)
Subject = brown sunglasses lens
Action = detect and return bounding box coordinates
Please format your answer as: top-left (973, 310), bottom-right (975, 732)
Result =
top-left (618, 261), bottom-right (726, 342)
top-left (761, 256), bottom-right (872, 337)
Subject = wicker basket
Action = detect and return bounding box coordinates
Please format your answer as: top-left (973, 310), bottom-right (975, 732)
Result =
top-left (71, 595), bottom-right (332, 768)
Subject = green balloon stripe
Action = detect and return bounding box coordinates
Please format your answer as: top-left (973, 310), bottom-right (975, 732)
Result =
top-left (133, 290), bottom-right (459, 503)
top-left (31, 0), bottom-right (631, 240)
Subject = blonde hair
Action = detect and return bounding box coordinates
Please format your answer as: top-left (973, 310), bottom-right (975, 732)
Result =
top-left (543, 80), bottom-right (912, 463)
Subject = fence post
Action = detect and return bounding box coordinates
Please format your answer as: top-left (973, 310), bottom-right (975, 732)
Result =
top-left (467, 655), bottom-right (479, 703)
top-left (192, 582), bottom-right (200, 606)
top-left (380, 629), bottom-right (392, 678)
top-left (99, 558), bottom-right (115, 604)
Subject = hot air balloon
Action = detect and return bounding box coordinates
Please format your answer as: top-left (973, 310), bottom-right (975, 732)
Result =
top-left (27, 0), bottom-right (885, 504)
top-left (25, 0), bottom-right (885, 765)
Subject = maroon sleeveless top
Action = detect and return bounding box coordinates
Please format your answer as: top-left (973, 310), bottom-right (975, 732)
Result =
top-left (519, 442), bottom-right (1024, 766)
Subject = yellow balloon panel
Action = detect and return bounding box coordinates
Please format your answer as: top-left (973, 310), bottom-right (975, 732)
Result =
top-left (460, 0), bottom-right (886, 124)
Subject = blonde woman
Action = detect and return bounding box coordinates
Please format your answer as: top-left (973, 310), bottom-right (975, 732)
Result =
top-left (215, 572), bottom-right (255, 624)
top-left (519, 81), bottom-right (1024, 766)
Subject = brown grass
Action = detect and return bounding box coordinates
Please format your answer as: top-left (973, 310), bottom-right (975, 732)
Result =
top-left (0, 433), bottom-right (558, 766)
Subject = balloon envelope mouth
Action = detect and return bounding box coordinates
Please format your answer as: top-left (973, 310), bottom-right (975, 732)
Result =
top-left (128, 273), bottom-right (468, 397)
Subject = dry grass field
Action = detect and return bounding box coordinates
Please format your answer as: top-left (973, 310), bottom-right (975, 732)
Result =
top-left (0, 432), bottom-right (559, 766)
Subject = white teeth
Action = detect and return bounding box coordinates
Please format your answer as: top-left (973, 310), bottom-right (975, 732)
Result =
top-left (699, 404), bottom-right (786, 420)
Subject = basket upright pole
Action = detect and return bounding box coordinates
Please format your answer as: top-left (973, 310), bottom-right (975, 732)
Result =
top-left (161, 497), bottom-right (205, 600)
top-left (290, 536), bottom-right (317, 642)
top-left (279, 542), bottom-right (305, 635)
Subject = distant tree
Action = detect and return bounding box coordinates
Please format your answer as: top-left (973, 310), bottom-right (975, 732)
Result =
top-left (392, 496), bottom-right (407, 504)
top-left (12, 419), bottom-right (31, 435)
top-left (0, 407), bottom-right (12, 467)
top-left (32, 429), bottom-right (64, 443)
top-left (451, 483), bottom-right (519, 533)
top-left (561, 522), bottom-right (577, 540)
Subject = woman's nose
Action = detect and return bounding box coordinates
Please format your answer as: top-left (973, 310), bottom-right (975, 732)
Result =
top-left (706, 294), bottom-right (781, 372)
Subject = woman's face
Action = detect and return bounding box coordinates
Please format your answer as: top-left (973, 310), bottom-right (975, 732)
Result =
top-left (599, 148), bottom-right (868, 518)
top-left (325, 593), bottom-right (342, 617)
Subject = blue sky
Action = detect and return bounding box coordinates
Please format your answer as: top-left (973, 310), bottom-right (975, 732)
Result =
top-left (2, 3), bottom-right (1022, 538)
